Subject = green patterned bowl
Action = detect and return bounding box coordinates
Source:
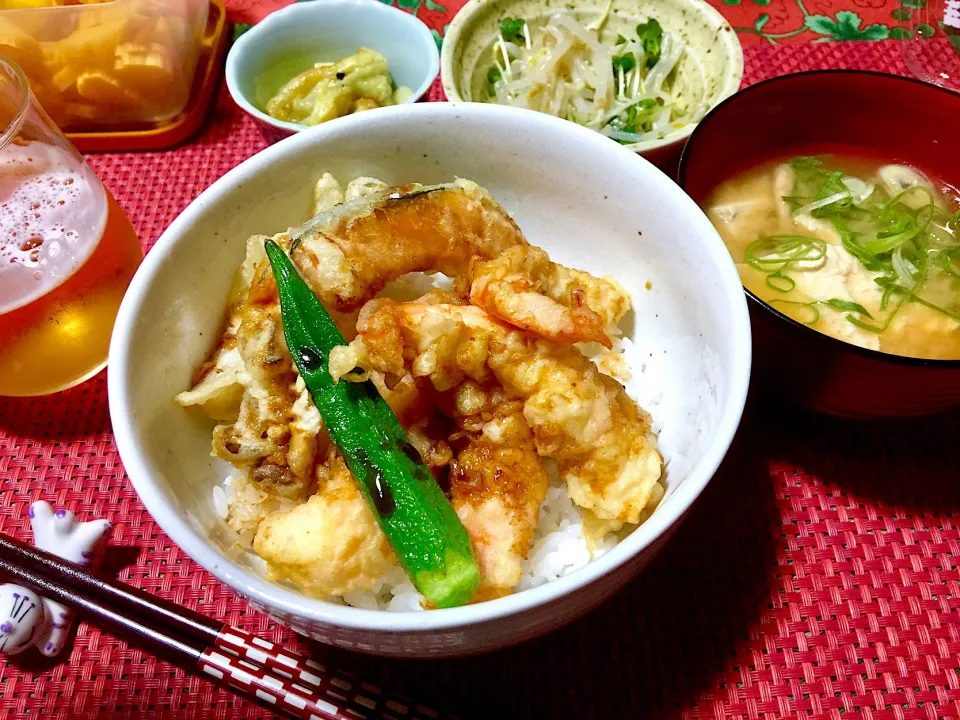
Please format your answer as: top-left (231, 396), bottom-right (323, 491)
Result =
top-left (441, 0), bottom-right (743, 163)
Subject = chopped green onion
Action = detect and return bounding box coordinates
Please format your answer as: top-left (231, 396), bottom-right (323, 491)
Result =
top-left (845, 296), bottom-right (909, 334)
top-left (769, 299), bottom-right (820, 325)
top-left (766, 271), bottom-right (795, 293)
top-left (771, 297), bottom-right (874, 331)
top-left (912, 200), bottom-right (934, 232)
top-left (815, 172), bottom-right (855, 216)
top-left (833, 218), bottom-right (883, 269)
top-left (880, 284), bottom-right (896, 311)
top-left (862, 214), bottom-right (921, 255)
top-left (825, 298), bottom-right (872, 318)
top-left (499, 17), bottom-right (525, 42)
top-left (884, 185), bottom-right (935, 213)
top-left (841, 176), bottom-right (875, 204)
top-left (745, 235), bottom-right (826, 273)
top-left (891, 244), bottom-right (921, 289)
top-left (846, 316), bottom-right (887, 333)
top-left (790, 156), bottom-right (824, 174)
top-left (788, 160), bottom-right (861, 219)
top-left (794, 191), bottom-right (851, 217)
top-left (909, 294), bottom-right (960, 320)
top-left (941, 248), bottom-right (960, 277)
top-left (772, 155), bottom-right (960, 341)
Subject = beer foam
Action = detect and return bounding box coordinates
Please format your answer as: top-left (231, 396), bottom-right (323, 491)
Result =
top-left (0, 142), bottom-right (108, 314)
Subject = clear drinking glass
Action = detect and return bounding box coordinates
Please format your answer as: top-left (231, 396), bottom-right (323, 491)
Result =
top-left (0, 55), bottom-right (142, 397)
top-left (901, 0), bottom-right (960, 91)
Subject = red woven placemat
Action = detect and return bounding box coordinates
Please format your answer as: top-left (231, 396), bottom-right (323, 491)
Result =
top-left (2, 40), bottom-right (960, 720)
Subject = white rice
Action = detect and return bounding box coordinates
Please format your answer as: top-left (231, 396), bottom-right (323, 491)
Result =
top-left (515, 461), bottom-right (619, 592)
top-left (212, 484), bottom-right (228, 520)
top-left (378, 271), bottom-right (453, 300)
top-left (210, 315), bottom-right (665, 611)
top-left (303, 459), bottom-right (626, 612)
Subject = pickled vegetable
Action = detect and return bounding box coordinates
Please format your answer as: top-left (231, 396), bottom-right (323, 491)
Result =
top-left (0, 0), bottom-right (209, 128)
top-left (264, 48), bottom-right (412, 127)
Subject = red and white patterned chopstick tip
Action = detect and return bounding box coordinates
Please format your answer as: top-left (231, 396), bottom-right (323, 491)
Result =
top-left (200, 648), bottom-right (351, 720)
top-left (212, 626), bottom-right (454, 720)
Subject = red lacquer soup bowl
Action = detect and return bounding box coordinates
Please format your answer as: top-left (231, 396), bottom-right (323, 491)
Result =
top-left (679, 70), bottom-right (960, 419)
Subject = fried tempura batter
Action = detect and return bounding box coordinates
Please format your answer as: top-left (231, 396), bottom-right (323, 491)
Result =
top-left (340, 301), bottom-right (662, 525)
top-left (254, 451), bottom-right (396, 597)
top-left (178, 234), bottom-right (323, 503)
top-left (468, 245), bottom-right (631, 348)
top-left (177, 172), bottom-right (662, 604)
top-left (448, 400), bottom-right (548, 599)
top-left (290, 179), bottom-right (528, 313)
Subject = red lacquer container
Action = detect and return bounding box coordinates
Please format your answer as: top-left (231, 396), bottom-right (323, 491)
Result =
top-left (679, 70), bottom-right (960, 419)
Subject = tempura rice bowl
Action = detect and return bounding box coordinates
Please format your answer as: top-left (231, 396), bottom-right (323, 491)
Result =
top-left (109, 103), bottom-right (750, 656)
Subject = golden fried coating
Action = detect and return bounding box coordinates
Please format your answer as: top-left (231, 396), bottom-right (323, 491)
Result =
top-left (179, 173), bottom-right (660, 605)
top-left (254, 451), bottom-right (396, 598)
top-left (290, 179), bottom-right (528, 313)
top-left (449, 403), bottom-right (548, 599)
top-left (468, 245), bottom-right (631, 348)
top-left (178, 235), bottom-right (323, 502)
top-left (342, 301), bottom-right (662, 525)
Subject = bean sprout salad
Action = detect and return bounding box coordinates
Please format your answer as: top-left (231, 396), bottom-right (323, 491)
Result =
top-left (484, 10), bottom-right (707, 144)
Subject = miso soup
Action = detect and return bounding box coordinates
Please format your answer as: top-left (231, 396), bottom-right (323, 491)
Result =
top-left (705, 154), bottom-right (960, 360)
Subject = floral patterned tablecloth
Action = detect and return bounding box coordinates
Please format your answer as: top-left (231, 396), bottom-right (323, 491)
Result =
top-left (226, 0), bottom-right (930, 47)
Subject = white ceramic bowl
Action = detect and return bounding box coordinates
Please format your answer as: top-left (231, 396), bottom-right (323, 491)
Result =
top-left (108, 103), bottom-right (751, 658)
top-left (225, 0), bottom-right (440, 142)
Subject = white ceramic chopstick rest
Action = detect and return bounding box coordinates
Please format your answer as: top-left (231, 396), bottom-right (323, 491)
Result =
top-left (0, 501), bottom-right (111, 657)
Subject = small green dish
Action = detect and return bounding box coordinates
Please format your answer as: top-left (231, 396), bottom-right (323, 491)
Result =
top-left (441, 0), bottom-right (743, 161)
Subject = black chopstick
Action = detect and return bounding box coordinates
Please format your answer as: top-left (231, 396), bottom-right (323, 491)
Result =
top-left (0, 533), bottom-right (219, 648)
top-left (0, 533), bottom-right (453, 720)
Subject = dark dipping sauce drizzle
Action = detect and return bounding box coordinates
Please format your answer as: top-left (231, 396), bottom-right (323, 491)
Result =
top-left (399, 441), bottom-right (422, 465)
top-left (353, 448), bottom-right (396, 518)
top-left (297, 346), bottom-right (324, 372)
top-left (297, 345), bottom-right (400, 517)
top-left (400, 441), bottom-right (435, 484)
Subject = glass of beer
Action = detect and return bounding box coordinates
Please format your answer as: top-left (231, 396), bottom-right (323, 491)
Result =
top-left (0, 56), bottom-right (142, 397)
